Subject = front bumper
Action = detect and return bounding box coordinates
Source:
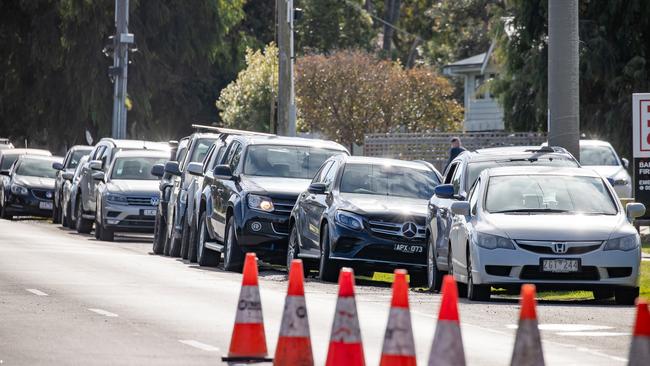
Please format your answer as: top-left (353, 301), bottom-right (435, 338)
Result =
top-left (329, 224), bottom-right (427, 272)
top-left (4, 191), bottom-right (54, 217)
top-left (472, 243), bottom-right (640, 290)
top-left (102, 203), bottom-right (157, 233)
top-left (236, 210), bottom-right (292, 257)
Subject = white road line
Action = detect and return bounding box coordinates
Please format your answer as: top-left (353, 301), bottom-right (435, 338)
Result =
top-left (25, 288), bottom-right (48, 296)
top-left (557, 331), bottom-right (630, 337)
top-left (88, 308), bottom-right (119, 317)
top-left (178, 340), bottom-right (220, 352)
top-left (506, 323), bottom-right (613, 331)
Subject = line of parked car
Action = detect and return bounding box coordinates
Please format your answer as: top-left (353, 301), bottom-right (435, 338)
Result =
top-left (0, 132), bottom-right (643, 304)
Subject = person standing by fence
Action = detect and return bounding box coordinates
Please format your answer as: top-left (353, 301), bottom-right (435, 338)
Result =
top-left (446, 137), bottom-right (466, 169)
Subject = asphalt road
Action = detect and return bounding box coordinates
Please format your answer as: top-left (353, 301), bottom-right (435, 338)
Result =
top-left (0, 219), bottom-right (639, 365)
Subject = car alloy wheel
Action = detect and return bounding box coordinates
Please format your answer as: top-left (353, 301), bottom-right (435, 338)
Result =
top-left (223, 218), bottom-right (244, 272)
top-left (286, 224), bottom-right (310, 278)
top-left (152, 213), bottom-right (166, 255)
top-left (427, 242), bottom-right (443, 292)
top-left (187, 216), bottom-right (198, 263)
top-left (318, 226), bottom-right (338, 283)
top-left (197, 211), bottom-right (220, 267)
top-left (448, 244), bottom-right (467, 298)
top-left (466, 248), bottom-right (490, 301)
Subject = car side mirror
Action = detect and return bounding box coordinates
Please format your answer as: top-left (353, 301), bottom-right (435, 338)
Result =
top-left (164, 161), bottom-right (181, 176)
top-left (52, 162), bottom-right (64, 171)
top-left (92, 171), bottom-right (105, 181)
top-left (62, 172), bottom-right (74, 181)
top-left (0, 170), bottom-right (9, 176)
top-left (213, 164), bottom-right (233, 180)
top-left (150, 163), bottom-right (165, 178)
top-left (187, 162), bottom-right (204, 176)
top-left (308, 182), bottom-right (327, 195)
top-left (622, 158), bottom-right (629, 169)
top-left (434, 184), bottom-right (455, 199)
top-left (89, 160), bottom-right (103, 171)
top-left (626, 202), bottom-right (645, 220)
top-left (451, 201), bottom-right (471, 216)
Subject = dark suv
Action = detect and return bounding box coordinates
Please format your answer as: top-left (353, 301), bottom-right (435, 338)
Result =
top-left (51, 145), bottom-right (93, 224)
top-left (289, 156), bottom-right (441, 282)
top-left (425, 146), bottom-right (581, 291)
top-left (195, 135), bottom-right (348, 271)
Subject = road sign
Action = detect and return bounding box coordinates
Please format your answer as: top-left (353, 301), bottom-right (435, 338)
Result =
top-left (632, 93), bottom-right (650, 219)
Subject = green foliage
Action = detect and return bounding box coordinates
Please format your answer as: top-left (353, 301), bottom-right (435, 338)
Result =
top-left (295, 0), bottom-right (376, 53)
top-left (216, 44), bottom-right (278, 132)
top-left (296, 50), bottom-right (462, 148)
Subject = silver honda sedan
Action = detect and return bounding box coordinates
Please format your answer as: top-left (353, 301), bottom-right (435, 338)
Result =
top-left (448, 166), bottom-right (645, 304)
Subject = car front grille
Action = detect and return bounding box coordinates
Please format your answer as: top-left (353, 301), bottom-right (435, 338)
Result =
top-left (126, 196), bottom-right (156, 206)
top-left (118, 215), bottom-right (156, 227)
top-left (367, 219), bottom-right (426, 240)
top-left (519, 265), bottom-right (600, 281)
top-left (32, 189), bottom-right (53, 200)
top-left (271, 197), bottom-right (296, 216)
top-left (515, 240), bottom-right (603, 255)
top-left (271, 222), bottom-right (289, 234)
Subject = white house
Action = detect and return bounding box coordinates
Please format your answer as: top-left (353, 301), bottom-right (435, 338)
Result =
top-left (443, 43), bottom-right (504, 132)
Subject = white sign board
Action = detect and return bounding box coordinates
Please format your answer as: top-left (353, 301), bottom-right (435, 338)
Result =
top-left (633, 93), bottom-right (650, 158)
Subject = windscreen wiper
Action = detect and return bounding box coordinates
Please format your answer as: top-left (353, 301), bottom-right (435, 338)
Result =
top-left (491, 208), bottom-right (569, 214)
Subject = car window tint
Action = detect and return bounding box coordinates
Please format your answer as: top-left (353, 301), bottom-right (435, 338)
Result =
top-left (451, 163), bottom-right (463, 194)
top-left (16, 159), bottom-right (58, 179)
top-left (323, 161), bottom-right (339, 188)
top-left (243, 145), bottom-right (344, 179)
top-left (444, 163), bottom-right (458, 184)
top-left (190, 138), bottom-right (217, 164)
top-left (485, 175), bottom-right (617, 215)
top-left (339, 163), bottom-right (437, 200)
top-left (229, 144), bottom-right (243, 172)
top-left (66, 150), bottom-right (90, 170)
top-left (469, 179), bottom-right (480, 215)
top-left (0, 155), bottom-right (19, 170)
top-left (312, 161), bottom-right (333, 183)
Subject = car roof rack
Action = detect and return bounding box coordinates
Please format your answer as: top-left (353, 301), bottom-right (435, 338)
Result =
top-left (191, 124), bottom-right (275, 138)
top-left (524, 145), bottom-right (557, 153)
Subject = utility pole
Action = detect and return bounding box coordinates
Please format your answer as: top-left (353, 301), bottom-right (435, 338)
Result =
top-left (110, 0), bottom-right (134, 139)
top-left (277, 0), bottom-right (296, 136)
top-left (548, 0), bottom-right (580, 159)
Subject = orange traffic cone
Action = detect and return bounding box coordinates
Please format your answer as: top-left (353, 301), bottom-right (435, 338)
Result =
top-left (273, 259), bottom-right (313, 366)
top-left (222, 253), bottom-right (272, 363)
top-left (628, 299), bottom-right (650, 366)
top-left (510, 284), bottom-right (544, 366)
top-left (428, 274), bottom-right (465, 366)
top-left (326, 267), bottom-right (365, 366)
top-left (379, 269), bottom-right (416, 366)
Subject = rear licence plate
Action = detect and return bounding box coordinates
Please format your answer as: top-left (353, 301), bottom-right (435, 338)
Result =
top-left (142, 209), bottom-right (156, 216)
top-left (541, 258), bottom-right (580, 273)
top-left (393, 244), bottom-right (423, 254)
top-left (39, 201), bottom-right (53, 210)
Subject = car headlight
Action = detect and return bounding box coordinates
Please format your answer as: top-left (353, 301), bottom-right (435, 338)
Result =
top-left (248, 194), bottom-right (274, 212)
top-left (335, 210), bottom-right (364, 230)
top-left (474, 232), bottom-right (515, 250)
top-left (604, 234), bottom-right (639, 251)
top-left (106, 193), bottom-right (128, 205)
top-left (11, 184), bottom-right (28, 195)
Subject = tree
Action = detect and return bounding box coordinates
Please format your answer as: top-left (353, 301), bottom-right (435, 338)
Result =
top-left (296, 50), bottom-right (462, 149)
top-left (216, 44), bottom-right (278, 132)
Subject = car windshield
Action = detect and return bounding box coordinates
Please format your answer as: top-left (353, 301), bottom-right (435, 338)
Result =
top-left (340, 163), bottom-right (438, 199)
top-left (1, 155), bottom-right (19, 170)
top-left (66, 150), bottom-right (90, 170)
top-left (111, 157), bottom-right (168, 180)
top-left (467, 157), bottom-right (578, 187)
top-left (485, 175), bottom-right (617, 215)
top-left (580, 145), bottom-right (619, 166)
top-left (189, 138), bottom-right (217, 164)
top-left (16, 159), bottom-right (58, 179)
top-left (243, 145), bottom-right (343, 179)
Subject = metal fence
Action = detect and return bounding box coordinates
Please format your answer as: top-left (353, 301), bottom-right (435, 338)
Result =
top-left (363, 131), bottom-right (547, 172)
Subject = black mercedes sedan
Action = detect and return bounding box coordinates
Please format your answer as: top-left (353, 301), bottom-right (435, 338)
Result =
top-left (0, 155), bottom-right (63, 219)
top-left (288, 155), bottom-right (441, 282)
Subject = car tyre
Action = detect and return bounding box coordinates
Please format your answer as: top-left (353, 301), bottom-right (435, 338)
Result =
top-left (1, 202), bottom-right (12, 220)
top-left (197, 211), bottom-right (220, 267)
top-left (448, 244), bottom-right (467, 298)
top-left (52, 202), bottom-right (61, 224)
top-left (287, 224), bottom-right (310, 278)
top-left (75, 199), bottom-right (93, 234)
top-left (187, 215), bottom-right (198, 263)
top-left (426, 242), bottom-right (444, 292)
top-left (223, 217), bottom-right (244, 272)
top-left (152, 213), bottom-right (166, 255)
top-left (466, 248), bottom-right (490, 301)
top-left (98, 224), bottom-right (114, 241)
top-left (63, 204), bottom-right (72, 228)
top-left (167, 213), bottom-right (181, 257)
top-left (180, 215), bottom-right (191, 260)
top-left (318, 226), bottom-right (339, 282)
top-left (614, 286), bottom-right (639, 305)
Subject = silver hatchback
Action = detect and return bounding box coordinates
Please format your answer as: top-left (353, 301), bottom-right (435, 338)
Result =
top-left (448, 166), bottom-right (645, 304)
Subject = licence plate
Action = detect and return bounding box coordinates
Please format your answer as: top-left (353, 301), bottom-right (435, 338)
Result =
top-left (393, 243), bottom-right (423, 254)
top-left (541, 258), bottom-right (580, 273)
top-left (143, 209), bottom-right (156, 216)
top-left (39, 201), bottom-right (53, 210)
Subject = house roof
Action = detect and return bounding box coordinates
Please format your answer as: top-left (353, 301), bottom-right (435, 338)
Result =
top-left (447, 52), bottom-right (487, 67)
top-left (443, 41), bottom-right (498, 76)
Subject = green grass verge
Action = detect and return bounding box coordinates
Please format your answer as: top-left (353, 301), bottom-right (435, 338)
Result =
top-left (642, 240), bottom-right (650, 255)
